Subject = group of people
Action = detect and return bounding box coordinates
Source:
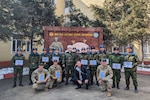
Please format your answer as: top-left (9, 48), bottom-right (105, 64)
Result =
top-left (11, 44), bottom-right (139, 97)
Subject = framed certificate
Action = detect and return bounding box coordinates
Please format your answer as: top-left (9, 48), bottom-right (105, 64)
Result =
top-left (106, 59), bottom-right (109, 64)
top-left (52, 56), bottom-right (59, 61)
top-left (55, 70), bottom-right (61, 78)
top-left (124, 61), bottom-right (132, 68)
top-left (112, 63), bottom-right (121, 69)
top-left (90, 60), bottom-right (97, 65)
top-left (38, 73), bottom-right (45, 82)
top-left (81, 60), bottom-right (88, 65)
top-left (100, 70), bottom-right (105, 79)
top-left (15, 60), bottom-right (23, 66)
top-left (42, 57), bottom-right (49, 62)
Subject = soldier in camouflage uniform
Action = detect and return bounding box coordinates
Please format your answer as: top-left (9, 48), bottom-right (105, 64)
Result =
top-left (124, 45), bottom-right (139, 93)
top-left (48, 60), bottom-right (62, 89)
top-left (88, 47), bottom-right (98, 85)
top-left (97, 59), bottom-right (113, 97)
top-left (31, 63), bottom-right (50, 91)
top-left (48, 48), bottom-right (54, 67)
top-left (109, 47), bottom-right (123, 89)
top-left (62, 45), bottom-right (76, 85)
top-left (39, 48), bottom-right (50, 69)
top-left (97, 45), bottom-right (109, 65)
top-left (79, 48), bottom-right (88, 68)
top-left (28, 48), bottom-right (40, 85)
top-left (11, 48), bottom-right (25, 88)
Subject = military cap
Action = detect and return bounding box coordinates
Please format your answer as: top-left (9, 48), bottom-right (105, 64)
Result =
top-left (86, 47), bottom-right (90, 50)
top-left (49, 47), bottom-right (54, 51)
top-left (43, 48), bottom-right (47, 51)
top-left (126, 45), bottom-right (133, 49)
top-left (67, 45), bottom-right (73, 49)
top-left (32, 48), bottom-right (37, 51)
top-left (39, 63), bottom-right (44, 66)
top-left (101, 59), bottom-right (107, 62)
top-left (73, 47), bottom-right (76, 50)
top-left (114, 47), bottom-right (119, 51)
top-left (54, 48), bottom-right (59, 51)
top-left (99, 44), bottom-right (105, 48)
top-left (81, 47), bottom-right (86, 50)
top-left (91, 46), bottom-right (95, 50)
top-left (52, 59), bottom-right (59, 62)
top-left (17, 48), bottom-right (22, 51)
top-left (76, 49), bottom-right (80, 52)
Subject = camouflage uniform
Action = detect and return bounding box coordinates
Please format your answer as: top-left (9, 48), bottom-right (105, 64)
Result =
top-left (28, 52), bottom-right (40, 84)
top-left (48, 64), bottom-right (62, 88)
top-left (124, 52), bottom-right (139, 88)
top-left (109, 53), bottom-right (123, 88)
top-left (11, 53), bottom-right (25, 86)
top-left (88, 52), bottom-right (98, 84)
top-left (62, 51), bottom-right (75, 85)
top-left (31, 68), bottom-right (50, 90)
top-left (78, 52), bottom-right (88, 67)
top-left (39, 53), bottom-right (50, 69)
top-left (97, 65), bottom-right (113, 92)
top-left (97, 51), bottom-right (109, 65)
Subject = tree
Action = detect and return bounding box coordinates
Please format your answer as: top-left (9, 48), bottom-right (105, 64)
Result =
top-left (0, 0), bottom-right (12, 41)
top-left (65, 1), bottom-right (90, 27)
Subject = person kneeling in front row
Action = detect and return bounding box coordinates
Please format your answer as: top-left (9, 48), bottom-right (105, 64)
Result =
top-left (97, 59), bottom-right (113, 97)
top-left (48, 60), bottom-right (62, 89)
top-left (72, 61), bottom-right (90, 90)
top-left (31, 63), bottom-right (50, 91)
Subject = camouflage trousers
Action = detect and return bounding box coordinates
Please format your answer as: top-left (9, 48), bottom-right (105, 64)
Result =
top-left (90, 66), bottom-right (97, 83)
top-left (99, 79), bottom-right (113, 92)
top-left (33, 81), bottom-right (50, 90)
top-left (29, 68), bottom-right (37, 84)
top-left (65, 65), bottom-right (74, 81)
top-left (13, 67), bottom-right (23, 83)
top-left (124, 68), bottom-right (138, 86)
top-left (112, 69), bottom-right (121, 84)
top-left (49, 78), bottom-right (61, 89)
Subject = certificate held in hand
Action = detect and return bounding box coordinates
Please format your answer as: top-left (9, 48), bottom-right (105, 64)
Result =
top-left (38, 73), bottom-right (45, 82)
top-left (124, 61), bottom-right (132, 68)
top-left (100, 70), bottom-right (105, 79)
top-left (42, 57), bottom-right (49, 62)
top-left (55, 70), bottom-right (61, 78)
top-left (112, 63), bottom-right (121, 69)
top-left (81, 60), bottom-right (88, 65)
top-left (52, 56), bottom-right (59, 62)
top-left (90, 60), bottom-right (97, 66)
top-left (15, 60), bottom-right (23, 66)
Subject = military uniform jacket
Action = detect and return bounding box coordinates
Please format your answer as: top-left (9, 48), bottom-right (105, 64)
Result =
top-left (52, 52), bottom-right (63, 65)
top-left (88, 53), bottom-right (98, 67)
top-left (62, 52), bottom-right (75, 66)
top-left (79, 53), bottom-right (88, 60)
top-left (48, 65), bottom-right (62, 79)
top-left (97, 51), bottom-right (109, 64)
top-left (97, 65), bottom-right (113, 81)
top-left (124, 52), bottom-right (139, 70)
top-left (28, 52), bottom-right (40, 69)
top-left (11, 53), bottom-right (25, 68)
top-left (31, 68), bottom-right (50, 83)
top-left (109, 53), bottom-right (123, 70)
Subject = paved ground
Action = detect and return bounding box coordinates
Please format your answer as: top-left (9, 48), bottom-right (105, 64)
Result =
top-left (0, 73), bottom-right (150, 100)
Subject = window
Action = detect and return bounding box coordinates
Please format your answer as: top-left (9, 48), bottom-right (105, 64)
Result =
top-left (11, 38), bottom-right (31, 53)
top-left (144, 41), bottom-right (150, 58)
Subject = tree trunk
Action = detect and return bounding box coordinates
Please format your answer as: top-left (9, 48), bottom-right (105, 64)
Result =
top-left (141, 38), bottom-right (144, 66)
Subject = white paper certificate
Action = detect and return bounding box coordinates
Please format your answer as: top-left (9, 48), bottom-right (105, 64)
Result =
top-left (42, 57), bottom-right (49, 62)
top-left (38, 73), bottom-right (45, 82)
top-left (52, 56), bottom-right (59, 61)
top-left (55, 70), bottom-right (61, 78)
top-left (90, 60), bottom-right (97, 65)
top-left (81, 60), bottom-right (88, 65)
top-left (106, 59), bottom-right (109, 64)
top-left (15, 60), bottom-right (23, 66)
top-left (124, 61), bottom-right (132, 68)
top-left (100, 70), bottom-right (105, 79)
top-left (112, 63), bottom-right (121, 69)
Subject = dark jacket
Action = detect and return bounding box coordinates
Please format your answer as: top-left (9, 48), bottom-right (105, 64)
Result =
top-left (73, 66), bottom-right (90, 81)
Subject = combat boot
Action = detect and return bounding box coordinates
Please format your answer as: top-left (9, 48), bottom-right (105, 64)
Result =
top-left (107, 92), bottom-right (112, 97)
top-left (124, 85), bottom-right (129, 90)
top-left (112, 82), bottom-right (115, 88)
top-left (134, 86), bottom-right (139, 93)
top-left (117, 83), bottom-right (120, 89)
top-left (19, 82), bottom-right (24, 87)
top-left (12, 82), bottom-right (16, 88)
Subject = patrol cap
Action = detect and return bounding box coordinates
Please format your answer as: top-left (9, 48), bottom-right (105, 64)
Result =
top-left (49, 47), bottom-right (54, 51)
top-left (91, 46), bottom-right (95, 50)
top-left (86, 47), bottom-right (90, 50)
top-left (43, 48), bottom-right (47, 51)
top-left (114, 47), bottom-right (119, 51)
top-left (17, 48), bottom-right (22, 52)
top-left (99, 44), bottom-right (105, 48)
top-left (81, 47), bottom-right (86, 50)
top-left (54, 48), bottom-right (59, 51)
top-left (52, 59), bottom-right (59, 62)
top-left (39, 63), bottom-right (44, 66)
top-left (126, 45), bottom-right (133, 49)
top-left (76, 49), bottom-right (80, 52)
top-left (101, 59), bottom-right (107, 62)
top-left (32, 48), bottom-right (37, 51)
top-left (67, 45), bottom-right (73, 49)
